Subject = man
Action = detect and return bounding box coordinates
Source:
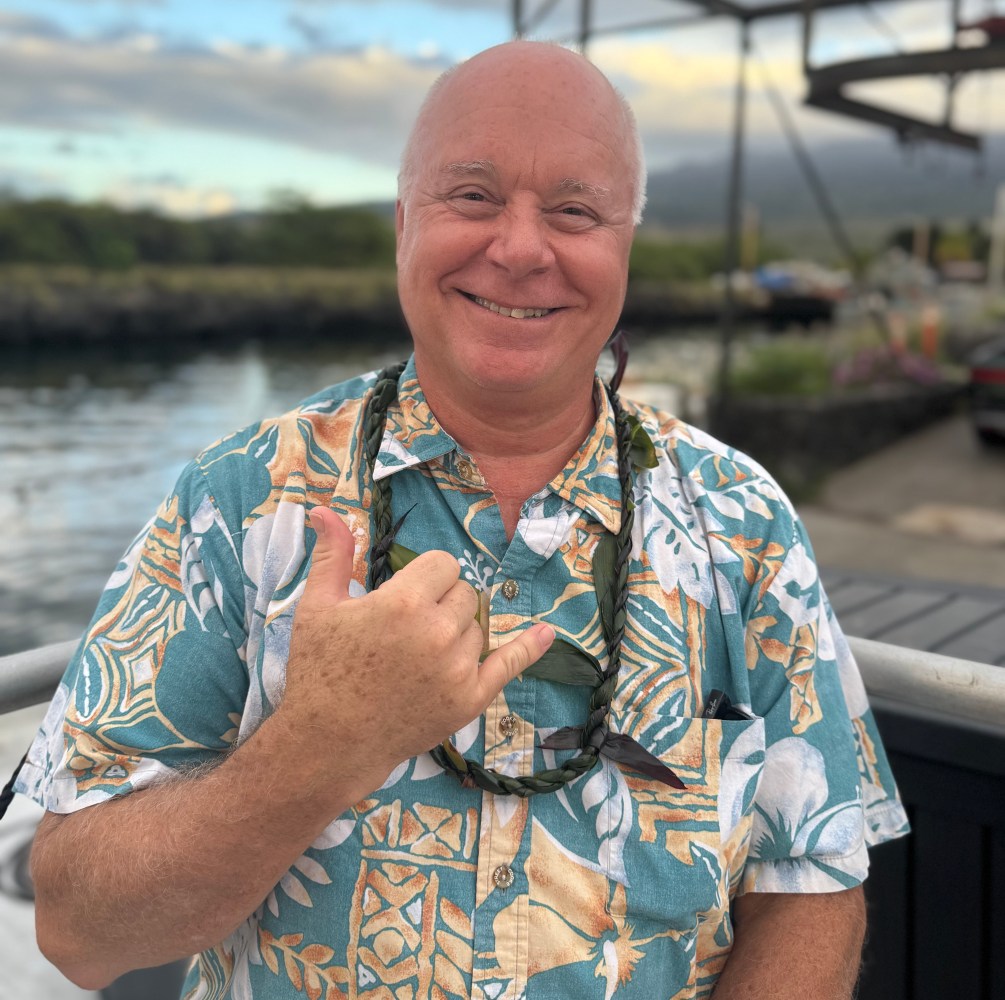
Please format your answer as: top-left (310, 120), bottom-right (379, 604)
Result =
top-left (19, 41), bottom-right (906, 999)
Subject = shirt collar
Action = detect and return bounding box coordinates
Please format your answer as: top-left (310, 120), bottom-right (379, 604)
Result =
top-left (372, 355), bottom-right (457, 480)
top-left (373, 355), bottom-right (624, 534)
top-left (546, 379), bottom-right (623, 535)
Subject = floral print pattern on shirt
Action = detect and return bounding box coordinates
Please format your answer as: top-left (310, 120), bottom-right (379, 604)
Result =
top-left (18, 355), bottom-right (908, 999)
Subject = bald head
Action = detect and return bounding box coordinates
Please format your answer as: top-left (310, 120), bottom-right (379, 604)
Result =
top-left (398, 41), bottom-right (646, 226)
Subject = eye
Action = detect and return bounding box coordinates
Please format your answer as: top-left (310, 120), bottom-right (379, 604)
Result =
top-left (552, 204), bottom-right (598, 229)
top-left (447, 188), bottom-right (498, 215)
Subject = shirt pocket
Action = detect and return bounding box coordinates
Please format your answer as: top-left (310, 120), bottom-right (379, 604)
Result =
top-left (604, 709), bottom-right (766, 926)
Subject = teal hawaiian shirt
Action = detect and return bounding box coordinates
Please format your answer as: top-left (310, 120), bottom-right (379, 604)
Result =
top-left (18, 356), bottom-right (908, 999)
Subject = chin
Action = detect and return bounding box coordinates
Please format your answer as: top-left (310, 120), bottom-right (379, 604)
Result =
top-left (462, 351), bottom-right (560, 390)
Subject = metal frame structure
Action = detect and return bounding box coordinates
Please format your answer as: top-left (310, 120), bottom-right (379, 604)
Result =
top-left (512, 0), bottom-right (1005, 150)
top-left (510, 0), bottom-right (1005, 399)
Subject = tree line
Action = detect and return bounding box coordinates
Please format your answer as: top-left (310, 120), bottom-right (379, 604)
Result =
top-left (0, 192), bottom-right (397, 269)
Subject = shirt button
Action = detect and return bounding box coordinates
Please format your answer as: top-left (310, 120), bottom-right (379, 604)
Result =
top-left (498, 714), bottom-right (517, 739)
top-left (500, 579), bottom-right (520, 601)
top-left (492, 864), bottom-right (515, 889)
top-left (456, 459), bottom-right (474, 479)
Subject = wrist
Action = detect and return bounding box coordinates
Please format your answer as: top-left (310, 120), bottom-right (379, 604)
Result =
top-left (261, 703), bottom-right (395, 810)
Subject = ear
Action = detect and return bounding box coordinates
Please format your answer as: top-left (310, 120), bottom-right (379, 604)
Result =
top-left (395, 199), bottom-right (405, 242)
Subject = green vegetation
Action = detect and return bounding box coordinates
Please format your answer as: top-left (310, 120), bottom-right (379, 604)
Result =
top-left (0, 192), bottom-right (395, 270)
top-left (629, 237), bottom-right (726, 282)
top-left (0, 264), bottom-right (399, 305)
top-left (885, 220), bottom-right (990, 267)
top-left (0, 264), bottom-right (406, 347)
top-left (726, 328), bottom-right (956, 399)
top-left (629, 234), bottom-right (790, 283)
top-left (728, 340), bottom-right (835, 397)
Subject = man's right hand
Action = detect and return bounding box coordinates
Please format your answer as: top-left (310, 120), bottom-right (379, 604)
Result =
top-left (277, 506), bottom-right (554, 792)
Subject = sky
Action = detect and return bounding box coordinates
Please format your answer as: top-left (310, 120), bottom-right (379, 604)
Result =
top-left (0, 0), bottom-right (1001, 216)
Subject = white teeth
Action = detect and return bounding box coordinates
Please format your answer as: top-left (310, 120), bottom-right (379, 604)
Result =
top-left (473, 296), bottom-right (550, 319)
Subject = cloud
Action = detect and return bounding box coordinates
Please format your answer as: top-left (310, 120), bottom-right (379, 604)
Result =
top-left (287, 11), bottom-right (330, 48)
top-left (591, 34), bottom-right (868, 165)
top-left (109, 176), bottom-right (239, 216)
top-left (1, 5), bottom-right (999, 202)
top-left (0, 10), bottom-right (69, 39)
top-left (0, 163), bottom-right (65, 198)
top-left (0, 24), bottom-right (446, 170)
top-left (0, 13), bottom-right (837, 180)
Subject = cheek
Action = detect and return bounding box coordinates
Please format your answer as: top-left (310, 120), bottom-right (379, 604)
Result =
top-left (563, 232), bottom-right (629, 284)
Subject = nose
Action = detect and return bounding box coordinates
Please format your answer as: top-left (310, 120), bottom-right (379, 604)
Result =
top-left (484, 203), bottom-right (555, 277)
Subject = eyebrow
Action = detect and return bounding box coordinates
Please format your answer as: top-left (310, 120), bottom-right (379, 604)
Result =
top-left (442, 160), bottom-right (497, 179)
top-left (556, 177), bottom-right (611, 202)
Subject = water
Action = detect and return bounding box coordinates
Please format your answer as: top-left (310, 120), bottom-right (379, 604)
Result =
top-left (0, 333), bottom-right (720, 656)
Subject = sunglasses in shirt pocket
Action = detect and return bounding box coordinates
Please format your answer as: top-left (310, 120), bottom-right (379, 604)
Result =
top-left (601, 709), bottom-right (766, 928)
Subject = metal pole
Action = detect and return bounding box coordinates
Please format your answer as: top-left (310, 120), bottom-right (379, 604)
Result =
top-left (950, 0), bottom-right (962, 39)
top-left (989, 183), bottom-right (1005, 298)
top-left (579, 0), bottom-right (592, 54)
top-left (513, 0), bottom-right (523, 37)
top-left (714, 20), bottom-right (751, 419)
top-left (801, 0), bottom-right (815, 71)
top-left (0, 639), bottom-right (77, 713)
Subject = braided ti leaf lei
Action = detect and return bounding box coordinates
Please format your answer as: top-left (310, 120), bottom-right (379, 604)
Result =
top-left (363, 361), bottom-right (683, 797)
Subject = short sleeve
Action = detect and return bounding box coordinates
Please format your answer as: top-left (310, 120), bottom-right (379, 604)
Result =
top-left (15, 459), bottom-right (250, 814)
top-left (739, 518), bottom-right (909, 895)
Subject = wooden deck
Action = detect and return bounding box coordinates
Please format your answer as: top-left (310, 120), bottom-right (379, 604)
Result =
top-left (823, 570), bottom-right (1005, 666)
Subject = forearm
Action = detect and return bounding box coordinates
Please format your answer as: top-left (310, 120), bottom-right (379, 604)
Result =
top-left (712, 887), bottom-right (866, 999)
top-left (31, 709), bottom-right (385, 990)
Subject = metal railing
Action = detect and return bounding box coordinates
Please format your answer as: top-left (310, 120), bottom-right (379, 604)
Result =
top-left (5, 633), bottom-right (1001, 1000)
top-left (0, 640), bottom-right (80, 715)
top-left (1, 634), bottom-right (1003, 727)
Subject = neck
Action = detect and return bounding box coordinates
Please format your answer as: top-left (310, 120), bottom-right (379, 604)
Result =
top-left (415, 362), bottom-right (600, 535)
top-left (423, 367), bottom-right (596, 460)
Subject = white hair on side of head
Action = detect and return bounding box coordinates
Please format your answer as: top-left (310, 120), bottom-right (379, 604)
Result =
top-left (397, 48), bottom-right (647, 226)
top-left (615, 88), bottom-right (648, 226)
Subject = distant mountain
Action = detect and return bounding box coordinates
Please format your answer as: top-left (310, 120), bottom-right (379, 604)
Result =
top-left (643, 134), bottom-right (1005, 229)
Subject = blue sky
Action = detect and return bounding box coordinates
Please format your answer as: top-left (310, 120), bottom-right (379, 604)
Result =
top-left (1, 0), bottom-right (1000, 216)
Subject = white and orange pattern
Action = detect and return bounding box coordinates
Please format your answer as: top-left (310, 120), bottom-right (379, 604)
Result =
top-left (18, 356), bottom-right (908, 998)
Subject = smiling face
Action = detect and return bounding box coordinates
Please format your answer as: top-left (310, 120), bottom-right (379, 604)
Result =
top-left (395, 43), bottom-right (636, 410)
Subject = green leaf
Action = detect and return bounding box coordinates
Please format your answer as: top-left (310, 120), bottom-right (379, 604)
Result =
top-left (524, 639), bottom-right (603, 685)
top-left (387, 542), bottom-right (419, 573)
top-left (626, 414), bottom-right (658, 470)
top-left (388, 542), bottom-right (481, 622)
top-left (441, 739), bottom-right (469, 774)
top-left (593, 533), bottom-right (618, 647)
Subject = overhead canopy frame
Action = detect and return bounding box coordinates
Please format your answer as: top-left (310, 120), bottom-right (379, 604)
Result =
top-left (512, 0), bottom-right (1005, 149)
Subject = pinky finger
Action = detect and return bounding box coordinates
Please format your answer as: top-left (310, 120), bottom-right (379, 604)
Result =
top-left (478, 624), bottom-right (555, 701)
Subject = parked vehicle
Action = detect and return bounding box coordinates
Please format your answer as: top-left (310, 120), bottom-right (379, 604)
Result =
top-left (969, 337), bottom-right (1005, 445)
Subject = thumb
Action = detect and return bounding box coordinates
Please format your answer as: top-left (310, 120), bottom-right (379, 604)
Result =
top-left (478, 624), bottom-right (555, 701)
top-left (306, 507), bottom-right (356, 604)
